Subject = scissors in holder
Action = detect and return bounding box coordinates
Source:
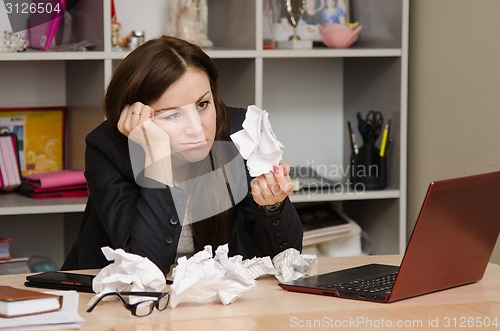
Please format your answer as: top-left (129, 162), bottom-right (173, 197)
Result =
top-left (357, 110), bottom-right (384, 144)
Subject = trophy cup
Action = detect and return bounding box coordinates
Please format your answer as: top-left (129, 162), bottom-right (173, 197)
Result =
top-left (286, 0), bottom-right (303, 41)
top-left (278, 0), bottom-right (312, 49)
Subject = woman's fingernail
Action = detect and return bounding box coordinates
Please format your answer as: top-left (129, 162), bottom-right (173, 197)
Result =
top-left (273, 165), bottom-right (280, 174)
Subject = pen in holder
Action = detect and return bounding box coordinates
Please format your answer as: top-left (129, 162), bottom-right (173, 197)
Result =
top-left (351, 143), bottom-right (386, 190)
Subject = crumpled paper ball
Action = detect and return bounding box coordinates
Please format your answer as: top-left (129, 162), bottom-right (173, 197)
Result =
top-left (272, 248), bottom-right (318, 283)
top-left (169, 245), bottom-right (275, 308)
top-left (88, 247), bottom-right (166, 306)
top-left (230, 105), bottom-right (284, 177)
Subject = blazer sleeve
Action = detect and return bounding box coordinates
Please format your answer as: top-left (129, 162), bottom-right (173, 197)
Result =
top-left (234, 194), bottom-right (303, 258)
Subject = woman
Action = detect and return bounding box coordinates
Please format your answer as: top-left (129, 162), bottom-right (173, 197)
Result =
top-left (303, 0), bottom-right (325, 25)
top-left (62, 36), bottom-right (303, 274)
top-left (321, 0), bottom-right (346, 25)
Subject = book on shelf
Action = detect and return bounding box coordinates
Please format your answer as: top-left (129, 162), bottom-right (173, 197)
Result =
top-left (0, 134), bottom-right (22, 192)
top-left (296, 203), bottom-right (353, 243)
top-left (17, 185), bottom-right (88, 199)
top-left (0, 238), bottom-right (13, 260)
top-left (0, 285), bottom-right (63, 318)
top-left (18, 169), bottom-right (88, 199)
top-left (0, 238), bottom-right (31, 275)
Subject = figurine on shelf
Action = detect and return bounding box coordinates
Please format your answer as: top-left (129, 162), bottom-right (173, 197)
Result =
top-left (111, 0), bottom-right (122, 51)
top-left (166, 0), bottom-right (213, 48)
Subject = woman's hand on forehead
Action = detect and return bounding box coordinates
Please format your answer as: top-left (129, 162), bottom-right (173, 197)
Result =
top-left (117, 102), bottom-right (155, 137)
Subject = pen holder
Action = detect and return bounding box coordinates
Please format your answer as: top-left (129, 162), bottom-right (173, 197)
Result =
top-left (351, 144), bottom-right (387, 190)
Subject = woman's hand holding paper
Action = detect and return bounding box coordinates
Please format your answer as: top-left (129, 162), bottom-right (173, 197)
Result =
top-left (230, 105), bottom-right (294, 207)
top-left (251, 162), bottom-right (295, 206)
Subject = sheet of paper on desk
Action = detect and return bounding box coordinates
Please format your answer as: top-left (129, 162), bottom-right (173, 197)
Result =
top-left (230, 105), bottom-right (284, 177)
top-left (0, 291), bottom-right (84, 330)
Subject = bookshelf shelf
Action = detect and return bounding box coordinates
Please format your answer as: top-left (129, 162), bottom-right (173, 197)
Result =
top-left (0, 194), bottom-right (86, 215)
top-left (0, 48), bottom-right (402, 62)
top-left (0, 189), bottom-right (401, 216)
top-left (290, 189), bottom-right (400, 204)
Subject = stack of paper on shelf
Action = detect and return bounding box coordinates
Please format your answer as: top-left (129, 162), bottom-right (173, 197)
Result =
top-left (18, 169), bottom-right (88, 199)
top-left (297, 203), bottom-right (355, 247)
top-left (0, 134), bottom-right (22, 192)
top-left (0, 286), bottom-right (63, 318)
top-left (315, 221), bottom-right (363, 257)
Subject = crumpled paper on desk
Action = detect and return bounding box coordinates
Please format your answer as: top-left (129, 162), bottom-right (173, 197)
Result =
top-left (272, 248), bottom-right (318, 283)
top-left (169, 244), bottom-right (317, 308)
top-left (169, 244), bottom-right (274, 308)
top-left (230, 105), bottom-right (284, 177)
top-left (88, 247), bottom-right (166, 306)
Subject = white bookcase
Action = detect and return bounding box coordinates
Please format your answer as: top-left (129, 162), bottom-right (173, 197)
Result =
top-left (0, 0), bottom-right (409, 266)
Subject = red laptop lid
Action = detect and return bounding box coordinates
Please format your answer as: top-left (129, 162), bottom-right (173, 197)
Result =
top-left (389, 171), bottom-right (500, 302)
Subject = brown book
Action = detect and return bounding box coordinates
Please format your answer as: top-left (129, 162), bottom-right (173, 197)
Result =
top-left (0, 286), bottom-right (63, 318)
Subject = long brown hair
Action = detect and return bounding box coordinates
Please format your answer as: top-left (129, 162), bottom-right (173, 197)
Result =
top-left (104, 35), bottom-right (230, 250)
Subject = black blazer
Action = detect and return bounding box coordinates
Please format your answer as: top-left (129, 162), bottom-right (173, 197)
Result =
top-left (62, 107), bottom-right (303, 274)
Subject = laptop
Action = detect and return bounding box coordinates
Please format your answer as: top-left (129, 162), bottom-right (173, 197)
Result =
top-left (279, 171), bottom-right (500, 303)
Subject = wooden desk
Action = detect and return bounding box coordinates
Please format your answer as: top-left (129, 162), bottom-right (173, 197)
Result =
top-left (1, 255), bottom-right (499, 330)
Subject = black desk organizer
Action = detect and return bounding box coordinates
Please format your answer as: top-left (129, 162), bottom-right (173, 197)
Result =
top-left (349, 111), bottom-right (389, 190)
top-left (350, 143), bottom-right (387, 190)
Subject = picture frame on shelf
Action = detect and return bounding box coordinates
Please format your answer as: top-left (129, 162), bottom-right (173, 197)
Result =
top-left (320, 0), bottom-right (348, 25)
top-left (272, 0), bottom-right (351, 45)
top-left (303, 0), bottom-right (351, 25)
top-left (302, 0), bottom-right (325, 25)
top-left (0, 107), bottom-right (65, 176)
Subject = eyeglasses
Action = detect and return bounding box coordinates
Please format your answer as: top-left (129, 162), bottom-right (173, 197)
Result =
top-left (86, 291), bottom-right (170, 317)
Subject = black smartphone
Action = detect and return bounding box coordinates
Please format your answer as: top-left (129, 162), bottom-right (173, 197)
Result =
top-left (25, 271), bottom-right (96, 293)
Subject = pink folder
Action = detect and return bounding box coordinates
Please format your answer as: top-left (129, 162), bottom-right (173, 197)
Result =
top-left (27, 0), bottom-right (67, 51)
top-left (18, 186), bottom-right (88, 199)
top-left (23, 170), bottom-right (86, 189)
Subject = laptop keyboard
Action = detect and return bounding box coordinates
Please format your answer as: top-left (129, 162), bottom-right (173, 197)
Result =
top-left (325, 271), bottom-right (398, 293)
